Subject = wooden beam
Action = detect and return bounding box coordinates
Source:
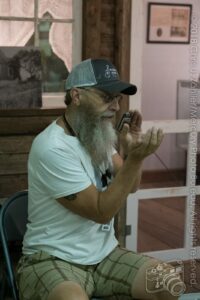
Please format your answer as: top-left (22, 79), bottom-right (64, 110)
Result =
top-left (0, 136), bottom-right (34, 154)
top-left (0, 109), bottom-right (64, 135)
top-left (82, 0), bottom-right (102, 59)
top-left (114, 0), bottom-right (132, 247)
top-left (115, 0), bottom-right (132, 119)
top-left (0, 116), bottom-right (59, 135)
top-left (78, 0), bottom-right (132, 245)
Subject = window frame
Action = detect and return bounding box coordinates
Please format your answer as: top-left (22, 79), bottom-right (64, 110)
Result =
top-left (0, 0), bottom-right (82, 109)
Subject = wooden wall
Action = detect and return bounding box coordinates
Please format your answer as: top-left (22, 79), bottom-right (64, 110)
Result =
top-left (0, 109), bottom-right (64, 199)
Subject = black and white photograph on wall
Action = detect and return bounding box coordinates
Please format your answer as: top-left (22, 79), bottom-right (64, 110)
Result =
top-left (0, 47), bottom-right (42, 108)
top-left (147, 3), bottom-right (192, 43)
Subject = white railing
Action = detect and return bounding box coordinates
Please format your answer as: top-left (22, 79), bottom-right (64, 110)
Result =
top-left (126, 119), bottom-right (200, 262)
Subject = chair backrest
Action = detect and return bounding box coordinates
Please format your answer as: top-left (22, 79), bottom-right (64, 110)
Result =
top-left (0, 190), bottom-right (28, 300)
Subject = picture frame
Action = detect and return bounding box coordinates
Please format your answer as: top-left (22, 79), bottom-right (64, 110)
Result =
top-left (0, 47), bottom-right (42, 109)
top-left (147, 2), bottom-right (192, 44)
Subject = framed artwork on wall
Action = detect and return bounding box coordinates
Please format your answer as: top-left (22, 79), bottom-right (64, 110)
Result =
top-left (0, 47), bottom-right (42, 109)
top-left (147, 2), bottom-right (192, 44)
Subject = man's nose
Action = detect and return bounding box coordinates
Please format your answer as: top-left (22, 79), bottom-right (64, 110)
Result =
top-left (109, 98), bottom-right (120, 111)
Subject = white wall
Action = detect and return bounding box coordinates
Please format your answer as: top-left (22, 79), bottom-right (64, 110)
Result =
top-left (130, 0), bottom-right (200, 170)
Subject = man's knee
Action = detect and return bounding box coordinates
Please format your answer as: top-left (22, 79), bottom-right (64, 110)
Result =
top-left (47, 281), bottom-right (89, 300)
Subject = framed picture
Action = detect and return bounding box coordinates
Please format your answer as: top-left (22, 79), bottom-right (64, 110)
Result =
top-left (147, 2), bottom-right (192, 44)
top-left (0, 47), bottom-right (42, 109)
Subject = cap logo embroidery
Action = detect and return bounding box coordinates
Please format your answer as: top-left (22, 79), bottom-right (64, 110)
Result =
top-left (105, 65), bottom-right (118, 79)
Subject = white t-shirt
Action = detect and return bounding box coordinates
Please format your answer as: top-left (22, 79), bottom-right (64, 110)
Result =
top-left (23, 121), bottom-right (118, 265)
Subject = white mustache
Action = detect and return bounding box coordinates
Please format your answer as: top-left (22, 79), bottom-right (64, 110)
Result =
top-left (101, 112), bottom-right (115, 118)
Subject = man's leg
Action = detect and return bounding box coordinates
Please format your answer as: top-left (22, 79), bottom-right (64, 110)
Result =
top-left (17, 251), bottom-right (94, 300)
top-left (93, 247), bottom-right (185, 299)
top-left (47, 281), bottom-right (89, 300)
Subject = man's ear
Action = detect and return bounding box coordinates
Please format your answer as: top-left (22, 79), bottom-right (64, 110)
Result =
top-left (70, 88), bottom-right (81, 106)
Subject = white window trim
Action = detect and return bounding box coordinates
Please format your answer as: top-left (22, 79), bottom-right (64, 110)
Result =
top-left (42, 92), bottom-right (65, 108)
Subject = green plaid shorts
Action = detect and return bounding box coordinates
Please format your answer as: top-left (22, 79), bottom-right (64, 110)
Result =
top-left (16, 246), bottom-right (151, 300)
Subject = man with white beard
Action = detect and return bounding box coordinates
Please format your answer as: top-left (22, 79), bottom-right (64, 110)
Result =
top-left (17, 59), bottom-right (185, 300)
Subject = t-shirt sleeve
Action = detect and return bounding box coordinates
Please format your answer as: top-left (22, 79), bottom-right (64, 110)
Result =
top-left (36, 147), bottom-right (92, 199)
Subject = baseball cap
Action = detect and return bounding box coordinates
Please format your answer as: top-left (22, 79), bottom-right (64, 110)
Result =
top-left (65, 58), bottom-right (137, 95)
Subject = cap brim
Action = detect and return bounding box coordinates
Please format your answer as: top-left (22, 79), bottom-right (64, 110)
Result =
top-left (94, 80), bottom-right (137, 95)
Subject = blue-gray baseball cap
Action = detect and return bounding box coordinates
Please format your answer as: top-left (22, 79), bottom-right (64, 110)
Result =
top-left (65, 58), bottom-right (137, 95)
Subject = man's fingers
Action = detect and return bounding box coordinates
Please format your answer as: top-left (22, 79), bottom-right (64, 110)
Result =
top-left (142, 128), bottom-right (152, 145)
top-left (120, 123), bottom-right (129, 135)
top-left (127, 127), bottom-right (164, 159)
top-left (146, 127), bottom-right (164, 153)
top-left (150, 127), bottom-right (157, 146)
top-left (157, 128), bottom-right (164, 146)
top-left (130, 110), bottom-right (142, 132)
top-left (135, 112), bottom-right (142, 129)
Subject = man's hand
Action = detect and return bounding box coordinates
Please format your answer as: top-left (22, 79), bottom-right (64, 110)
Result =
top-left (118, 110), bottom-right (164, 162)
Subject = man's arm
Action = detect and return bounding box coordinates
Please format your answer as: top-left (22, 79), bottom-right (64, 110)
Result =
top-left (57, 155), bottom-right (142, 224)
top-left (112, 152), bottom-right (142, 193)
top-left (57, 124), bottom-right (163, 224)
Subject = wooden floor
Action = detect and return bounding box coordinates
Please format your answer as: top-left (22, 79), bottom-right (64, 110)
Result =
top-left (138, 170), bottom-right (200, 293)
top-left (138, 196), bottom-right (200, 252)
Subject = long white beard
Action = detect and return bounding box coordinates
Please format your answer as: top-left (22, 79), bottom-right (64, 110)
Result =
top-left (72, 104), bottom-right (117, 168)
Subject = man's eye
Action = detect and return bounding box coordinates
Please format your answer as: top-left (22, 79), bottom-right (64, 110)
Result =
top-left (102, 94), bottom-right (122, 103)
top-left (104, 95), bottom-right (112, 102)
top-left (112, 95), bottom-right (122, 102)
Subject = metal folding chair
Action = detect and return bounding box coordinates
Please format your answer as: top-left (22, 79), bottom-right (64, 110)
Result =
top-left (0, 190), bottom-right (28, 300)
top-left (0, 191), bottom-right (103, 300)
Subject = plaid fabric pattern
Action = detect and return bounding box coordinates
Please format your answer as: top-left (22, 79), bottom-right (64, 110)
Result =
top-left (16, 247), bottom-right (151, 300)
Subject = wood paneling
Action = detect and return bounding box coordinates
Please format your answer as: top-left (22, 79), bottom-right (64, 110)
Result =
top-left (0, 109), bottom-right (64, 198)
top-left (0, 108), bottom-right (64, 117)
top-left (0, 153), bottom-right (28, 175)
top-left (0, 109), bottom-right (64, 135)
top-left (0, 174), bottom-right (28, 198)
top-left (0, 136), bottom-right (34, 153)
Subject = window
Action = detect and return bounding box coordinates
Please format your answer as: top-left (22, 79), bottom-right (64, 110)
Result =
top-left (0, 0), bottom-right (82, 108)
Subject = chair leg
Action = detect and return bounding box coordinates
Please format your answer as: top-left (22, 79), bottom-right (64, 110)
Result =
top-left (0, 269), bottom-right (14, 299)
top-left (0, 276), bottom-right (7, 299)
